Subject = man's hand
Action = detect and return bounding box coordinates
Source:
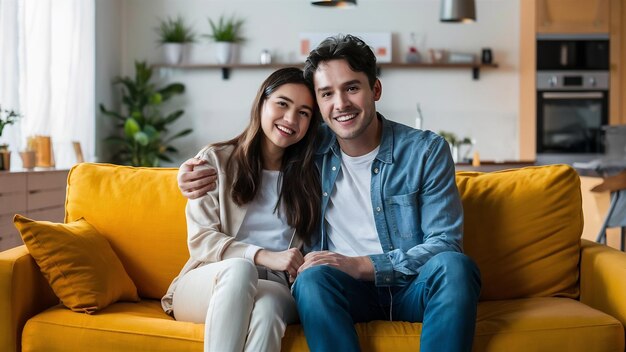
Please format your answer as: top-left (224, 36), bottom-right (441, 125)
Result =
top-left (178, 158), bottom-right (218, 199)
top-left (298, 251), bottom-right (375, 281)
top-left (255, 248), bottom-right (304, 283)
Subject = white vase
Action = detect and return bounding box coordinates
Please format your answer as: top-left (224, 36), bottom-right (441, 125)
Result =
top-left (215, 42), bottom-right (234, 64)
top-left (162, 43), bottom-right (183, 64)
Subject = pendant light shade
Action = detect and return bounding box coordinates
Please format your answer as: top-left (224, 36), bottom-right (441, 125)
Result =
top-left (311, 0), bottom-right (357, 8)
top-left (440, 0), bottom-right (476, 23)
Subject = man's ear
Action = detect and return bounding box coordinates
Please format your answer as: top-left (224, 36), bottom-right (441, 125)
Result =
top-left (373, 79), bottom-right (382, 101)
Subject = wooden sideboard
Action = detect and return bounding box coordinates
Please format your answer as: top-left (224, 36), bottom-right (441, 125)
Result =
top-left (0, 169), bottom-right (68, 251)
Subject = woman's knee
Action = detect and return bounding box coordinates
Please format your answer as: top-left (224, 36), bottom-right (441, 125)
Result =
top-left (219, 258), bottom-right (258, 286)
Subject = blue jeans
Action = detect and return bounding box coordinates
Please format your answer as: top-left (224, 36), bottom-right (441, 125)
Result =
top-left (292, 252), bottom-right (481, 352)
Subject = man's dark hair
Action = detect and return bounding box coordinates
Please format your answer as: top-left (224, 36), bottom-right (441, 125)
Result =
top-left (304, 34), bottom-right (378, 88)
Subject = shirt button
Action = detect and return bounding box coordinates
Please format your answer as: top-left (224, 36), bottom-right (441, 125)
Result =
top-left (376, 207), bottom-right (381, 212)
top-left (373, 167), bottom-right (379, 174)
top-left (389, 246), bottom-right (394, 250)
top-left (323, 192), bottom-right (328, 197)
top-left (332, 166), bottom-right (337, 171)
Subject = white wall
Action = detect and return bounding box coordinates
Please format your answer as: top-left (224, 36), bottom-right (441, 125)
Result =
top-left (97, 0), bottom-right (520, 165)
top-left (95, 0), bottom-right (124, 162)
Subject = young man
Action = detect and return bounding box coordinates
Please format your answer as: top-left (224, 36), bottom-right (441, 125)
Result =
top-left (178, 35), bottom-right (481, 352)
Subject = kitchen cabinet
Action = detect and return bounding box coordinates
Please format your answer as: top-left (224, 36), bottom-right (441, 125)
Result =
top-left (519, 0), bottom-right (625, 161)
top-left (536, 0), bottom-right (609, 33)
top-left (0, 169), bottom-right (68, 251)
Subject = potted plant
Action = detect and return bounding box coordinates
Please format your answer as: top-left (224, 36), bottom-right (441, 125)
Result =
top-left (156, 16), bottom-right (197, 64)
top-left (205, 14), bottom-right (245, 64)
top-left (439, 130), bottom-right (473, 163)
top-left (100, 61), bottom-right (192, 167)
top-left (0, 106), bottom-right (22, 171)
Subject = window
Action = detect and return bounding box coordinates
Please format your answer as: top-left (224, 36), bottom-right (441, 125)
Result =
top-left (0, 0), bottom-right (95, 170)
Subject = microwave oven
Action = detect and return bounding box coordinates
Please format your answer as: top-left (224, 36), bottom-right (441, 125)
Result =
top-left (537, 34), bottom-right (609, 71)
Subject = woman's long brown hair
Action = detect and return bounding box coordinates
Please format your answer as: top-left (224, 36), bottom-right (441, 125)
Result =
top-left (213, 67), bottom-right (321, 243)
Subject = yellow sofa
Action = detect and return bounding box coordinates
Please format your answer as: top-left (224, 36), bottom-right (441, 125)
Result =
top-left (1, 163), bottom-right (626, 351)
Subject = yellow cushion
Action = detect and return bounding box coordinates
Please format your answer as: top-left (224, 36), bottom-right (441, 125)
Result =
top-left (21, 298), bottom-right (622, 352)
top-left (13, 215), bottom-right (139, 314)
top-left (456, 165), bottom-right (583, 300)
top-left (65, 163), bottom-right (188, 300)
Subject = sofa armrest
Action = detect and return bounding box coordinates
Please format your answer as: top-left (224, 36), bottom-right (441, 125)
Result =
top-left (580, 239), bottom-right (626, 333)
top-left (0, 245), bottom-right (58, 352)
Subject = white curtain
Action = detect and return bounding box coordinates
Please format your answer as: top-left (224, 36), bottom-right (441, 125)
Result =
top-left (0, 0), bottom-right (94, 170)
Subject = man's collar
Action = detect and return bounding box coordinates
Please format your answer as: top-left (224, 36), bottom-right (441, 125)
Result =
top-left (317, 112), bottom-right (394, 165)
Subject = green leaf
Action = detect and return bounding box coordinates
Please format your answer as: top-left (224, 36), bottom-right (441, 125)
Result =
top-left (124, 118), bottom-right (141, 138)
top-left (158, 84), bottom-right (185, 101)
top-left (163, 110), bottom-right (184, 125)
top-left (164, 128), bottom-right (193, 143)
top-left (134, 131), bottom-right (149, 146)
top-left (150, 93), bottom-right (163, 105)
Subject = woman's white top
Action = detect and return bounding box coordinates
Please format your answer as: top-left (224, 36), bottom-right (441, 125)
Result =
top-left (237, 169), bottom-right (293, 260)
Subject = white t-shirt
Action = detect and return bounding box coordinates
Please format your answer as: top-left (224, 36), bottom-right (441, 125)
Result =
top-left (236, 170), bottom-right (293, 261)
top-left (325, 147), bottom-right (384, 256)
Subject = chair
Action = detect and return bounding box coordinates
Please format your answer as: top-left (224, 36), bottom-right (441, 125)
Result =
top-left (592, 170), bottom-right (626, 251)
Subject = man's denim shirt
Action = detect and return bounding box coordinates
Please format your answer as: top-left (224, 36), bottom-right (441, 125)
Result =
top-left (313, 113), bottom-right (464, 287)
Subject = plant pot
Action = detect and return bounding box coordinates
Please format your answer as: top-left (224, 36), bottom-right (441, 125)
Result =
top-left (215, 42), bottom-right (236, 64)
top-left (181, 44), bottom-right (193, 64)
top-left (0, 150), bottom-right (11, 171)
top-left (162, 43), bottom-right (184, 64)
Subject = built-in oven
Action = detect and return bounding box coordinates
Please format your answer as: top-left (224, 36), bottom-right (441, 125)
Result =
top-left (536, 34), bottom-right (609, 164)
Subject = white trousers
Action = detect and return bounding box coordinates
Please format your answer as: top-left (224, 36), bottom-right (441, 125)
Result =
top-left (172, 258), bottom-right (298, 352)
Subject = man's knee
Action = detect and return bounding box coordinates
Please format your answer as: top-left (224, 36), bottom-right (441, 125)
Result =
top-left (293, 265), bottom-right (344, 301)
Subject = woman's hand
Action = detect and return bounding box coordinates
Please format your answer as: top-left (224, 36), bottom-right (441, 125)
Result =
top-left (254, 248), bottom-right (304, 283)
top-left (178, 158), bottom-right (218, 199)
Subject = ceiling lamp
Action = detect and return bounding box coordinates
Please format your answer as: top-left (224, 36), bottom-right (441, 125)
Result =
top-left (440, 0), bottom-right (476, 23)
top-left (311, 0), bottom-right (357, 8)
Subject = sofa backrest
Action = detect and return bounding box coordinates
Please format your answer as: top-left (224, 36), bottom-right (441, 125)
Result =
top-left (65, 163), bottom-right (187, 300)
top-left (457, 164), bottom-right (582, 300)
top-left (65, 163), bottom-right (583, 301)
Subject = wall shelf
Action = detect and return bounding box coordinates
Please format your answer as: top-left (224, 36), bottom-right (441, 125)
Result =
top-left (152, 62), bottom-right (499, 80)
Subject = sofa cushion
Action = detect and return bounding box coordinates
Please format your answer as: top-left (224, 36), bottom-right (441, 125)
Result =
top-left (65, 163), bottom-right (188, 300)
top-left (456, 165), bottom-right (583, 300)
top-left (22, 298), bottom-right (622, 352)
top-left (13, 215), bottom-right (139, 314)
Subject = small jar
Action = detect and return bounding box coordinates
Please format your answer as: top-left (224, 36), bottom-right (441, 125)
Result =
top-left (260, 50), bottom-right (272, 65)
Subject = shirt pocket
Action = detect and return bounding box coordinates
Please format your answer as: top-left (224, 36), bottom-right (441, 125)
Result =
top-left (385, 191), bottom-right (420, 239)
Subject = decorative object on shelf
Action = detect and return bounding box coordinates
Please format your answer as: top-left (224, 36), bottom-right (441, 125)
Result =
top-left (259, 49), bottom-right (272, 65)
top-left (448, 52), bottom-right (476, 64)
top-left (311, 0), bottom-right (357, 7)
top-left (100, 61), bottom-right (192, 167)
top-left (439, 130), bottom-right (473, 163)
top-left (34, 135), bottom-right (55, 168)
top-left (405, 32), bottom-right (422, 63)
top-left (429, 49), bottom-right (447, 63)
top-left (299, 32), bottom-right (391, 63)
top-left (156, 16), bottom-right (196, 65)
top-left (0, 105), bottom-right (22, 171)
top-left (440, 0), bottom-right (476, 23)
top-left (415, 103), bottom-right (424, 130)
top-left (19, 150), bottom-right (36, 170)
top-left (205, 15), bottom-right (245, 64)
top-left (481, 48), bottom-right (493, 64)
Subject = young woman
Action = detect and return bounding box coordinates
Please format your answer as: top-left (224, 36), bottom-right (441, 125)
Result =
top-left (161, 67), bottom-right (321, 352)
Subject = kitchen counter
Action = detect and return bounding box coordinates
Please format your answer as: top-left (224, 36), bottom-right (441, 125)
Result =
top-left (455, 161), bottom-right (536, 173)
